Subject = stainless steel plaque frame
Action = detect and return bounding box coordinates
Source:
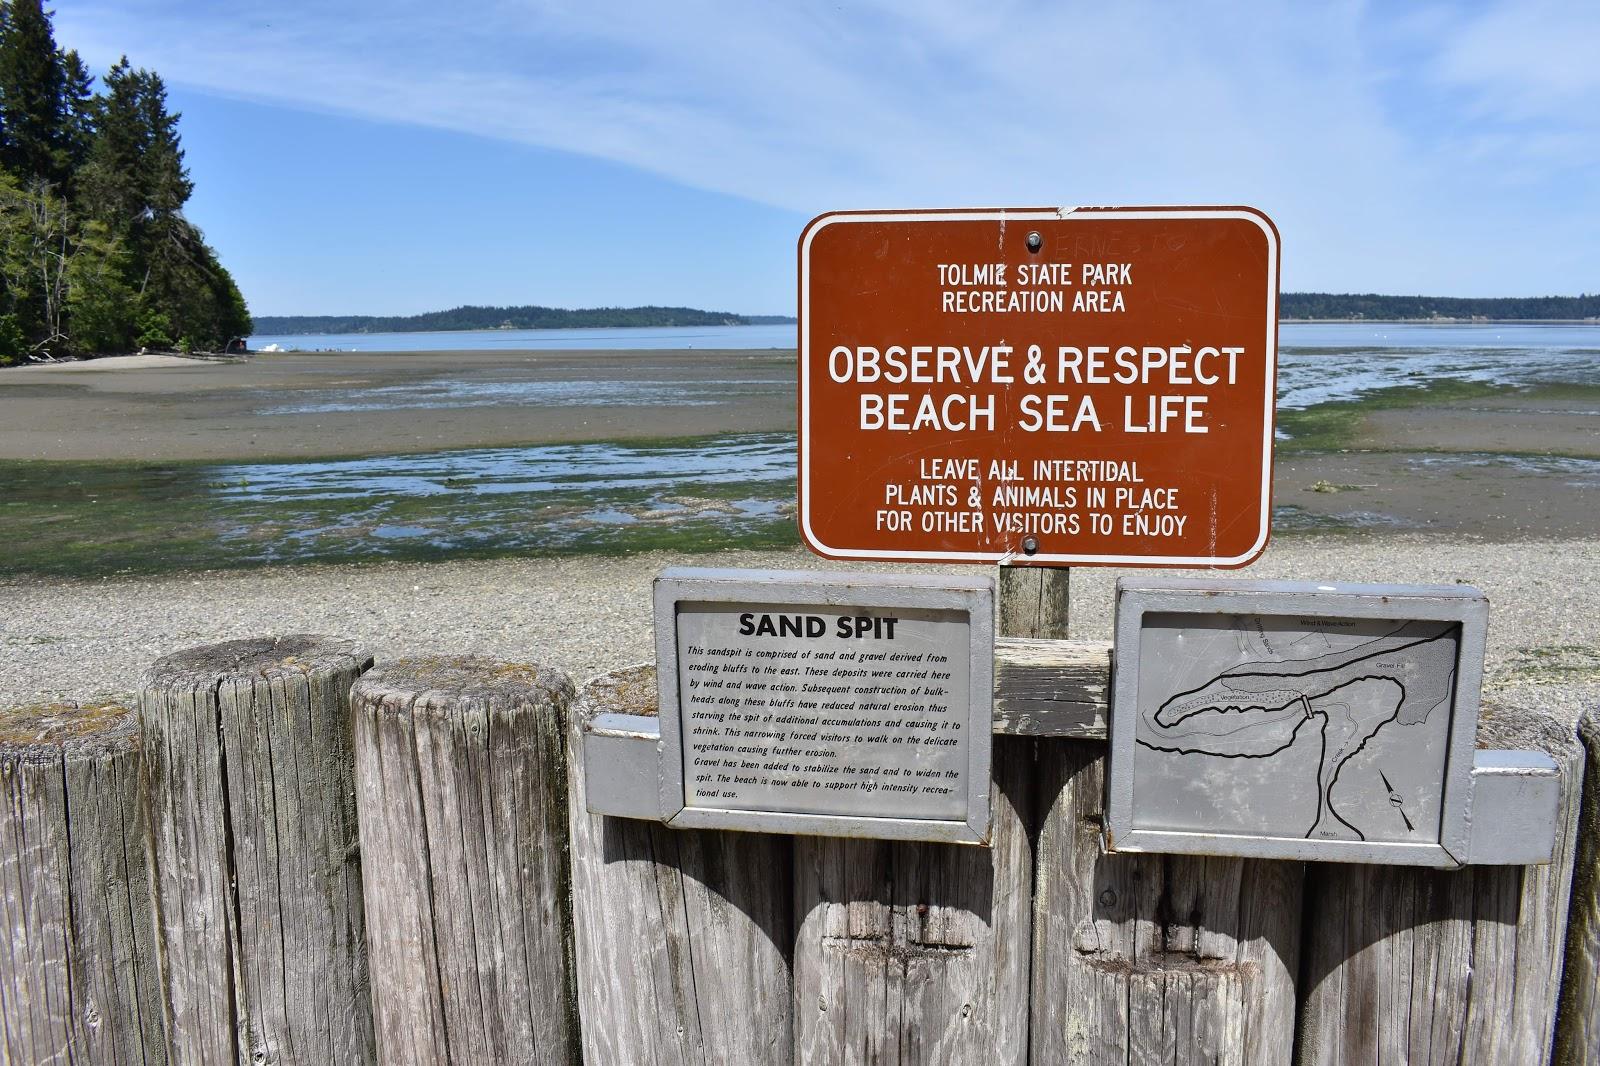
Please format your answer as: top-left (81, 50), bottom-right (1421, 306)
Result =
top-left (1106, 577), bottom-right (1488, 867)
top-left (654, 567), bottom-right (995, 844)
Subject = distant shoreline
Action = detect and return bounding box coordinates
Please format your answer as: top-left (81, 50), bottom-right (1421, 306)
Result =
top-left (246, 316), bottom-right (1596, 338)
top-left (1281, 317), bottom-right (1600, 325)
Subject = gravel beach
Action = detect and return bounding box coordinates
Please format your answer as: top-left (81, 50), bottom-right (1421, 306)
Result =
top-left (4, 535), bottom-right (1596, 722)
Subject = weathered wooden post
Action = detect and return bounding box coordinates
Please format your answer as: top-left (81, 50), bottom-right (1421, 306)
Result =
top-left (141, 635), bottom-right (373, 1066)
top-left (567, 665), bottom-right (793, 1065)
top-left (783, 568), bottom-right (1043, 1064)
top-left (1, 700), bottom-right (165, 1065)
top-left (353, 656), bottom-right (579, 1066)
top-left (791, 742), bottom-right (1033, 1063)
top-left (1024, 569), bottom-right (1303, 1066)
top-left (1557, 706), bottom-right (1600, 1065)
top-left (1298, 695), bottom-right (1583, 1064)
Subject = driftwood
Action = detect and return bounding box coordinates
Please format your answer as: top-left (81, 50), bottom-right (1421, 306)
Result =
top-left (141, 635), bottom-right (373, 1066)
top-left (1298, 694), bottom-right (1585, 1065)
top-left (0, 700), bottom-right (164, 1065)
top-left (568, 666), bottom-right (792, 1065)
top-left (353, 656), bottom-right (579, 1066)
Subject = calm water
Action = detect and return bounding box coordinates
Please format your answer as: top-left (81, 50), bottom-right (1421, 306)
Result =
top-left (249, 321), bottom-right (1600, 414)
top-left (7, 322), bottom-right (1597, 574)
top-left (248, 322), bottom-right (796, 352)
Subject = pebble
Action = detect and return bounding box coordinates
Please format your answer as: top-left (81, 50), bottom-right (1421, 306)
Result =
top-left (3, 535), bottom-right (1596, 724)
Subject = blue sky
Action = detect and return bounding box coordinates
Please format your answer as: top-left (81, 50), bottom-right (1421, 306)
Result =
top-left (50, 0), bottom-right (1600, 317)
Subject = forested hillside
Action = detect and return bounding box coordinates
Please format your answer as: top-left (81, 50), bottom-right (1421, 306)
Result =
top-left (0, 0), bottom-right (248, 364)
top-left (1282, 292), bottom-right (1599, 320)
top-left (253, 305), bottom-right (782, 335)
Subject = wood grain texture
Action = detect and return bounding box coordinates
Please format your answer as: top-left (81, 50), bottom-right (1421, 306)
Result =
top-left (354, 656), bottom-right (579, 1066)
top-left (141, 635), bottom-right (373, 1066)
top-left (776, 565), bottom-right (1050, 1065)
top-left (1030, 740), bottom-right (1302, 1065)
top-left (1556, 707), bottom-right (1600, 1066)
top-left (568, 666), bottom-right (793, 1066)
top-left (1299, 695), bottom-right (1584, 1066)
top-left (992, 637), bottom-right (1109, 737)
top-left (792, 734), bottom-right (1033, 1065)
top-left (997, 566), bottom-right (1070, 641)
top-left (1, 700), bottom-right (164, 1065)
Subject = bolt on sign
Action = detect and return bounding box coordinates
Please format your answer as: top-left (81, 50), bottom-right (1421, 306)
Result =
top-left (798, 207), bottom-right (1280, 566)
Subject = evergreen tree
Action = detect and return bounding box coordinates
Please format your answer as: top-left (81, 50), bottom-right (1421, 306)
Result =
top-left (0, 0), bottom-right (68, 186)
top-left (59, 46), bottom-right (92, 178)
top-left (75, 58), bottom-right (141, 232)
top-left (0, 25), bottom-right (251, 357)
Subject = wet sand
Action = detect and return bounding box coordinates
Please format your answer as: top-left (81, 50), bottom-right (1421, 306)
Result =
top-left (1359, 396), bottom-right (1600, 457)
top-left (0, 349), bottom-right (795, 461)
top-left (3, 347), bottom-right (1597, 541)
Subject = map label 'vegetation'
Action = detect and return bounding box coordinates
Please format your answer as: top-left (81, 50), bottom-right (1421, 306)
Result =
top-left (1106, 578), bottom-right (1497, 867)
top-left (798, 206), bottom-right (1280, 567)
top-left (650, 568), bottom-right (995, 845)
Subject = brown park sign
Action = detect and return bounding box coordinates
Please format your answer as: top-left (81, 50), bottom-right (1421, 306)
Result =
top-left (798, 206), bottom-right (1280, 567)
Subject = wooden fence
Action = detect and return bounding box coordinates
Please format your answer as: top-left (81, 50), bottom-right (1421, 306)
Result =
top-left (2, 605), bottom-right (1597, 1064)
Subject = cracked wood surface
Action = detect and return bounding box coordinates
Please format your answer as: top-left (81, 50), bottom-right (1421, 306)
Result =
top-left (1297, 695), bottom-right (1585, 1066)
top-left (0, 700), bottom-right (164, 1065)
top-left (354, 656), bottom-right (579, 1066)
top-left (1557, 707), bottom-right (1600, 1065)
top-left (782, 568), bottom-right (1052, 1064)
top-left (567, 667), bottom-right (793, 1065)
top-left (791, 735), bottom-right (1032, 1065)
top-left (1029, 739), bottom-right (1302, 1065)
top-left (1018, 565), bottom-right (1303, 1065)
top-left (141, 635), bottom-right (373, 1066)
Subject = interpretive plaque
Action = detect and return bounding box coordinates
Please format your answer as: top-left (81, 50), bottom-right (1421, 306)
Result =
top-left (654, 568), bottom-right (994, 844)
top-left (1106, 578), bottom-right (1488, 867)
top-left (798, 206), bottom-right (1280, 567)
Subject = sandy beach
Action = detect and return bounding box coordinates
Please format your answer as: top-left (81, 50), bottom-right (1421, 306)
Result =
top-left (0, 349), bottom-right (794, 461)
top-left (4, 538), bottom-right (1597, 715)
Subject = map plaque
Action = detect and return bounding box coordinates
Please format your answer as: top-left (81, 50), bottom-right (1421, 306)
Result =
top-left (1106, 578), bottom-right (1488, 867)
top-left (653, 568), bottom-right (994, 844)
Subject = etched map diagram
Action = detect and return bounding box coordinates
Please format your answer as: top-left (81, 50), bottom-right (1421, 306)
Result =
top-left (1131, 612), bottom-right (1462, 844)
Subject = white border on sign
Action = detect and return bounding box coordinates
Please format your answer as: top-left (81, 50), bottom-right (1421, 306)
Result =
top-left (797, 207), bottom-right (1280, 567)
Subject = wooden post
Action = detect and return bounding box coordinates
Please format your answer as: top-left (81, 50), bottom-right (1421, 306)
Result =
top-left (1557, 706), bottom-right (1600, 1065)
top-left (1, 700), bottom-right (164, 1065)
top-left (1023, 566), bottom-right (1302, 1065)
top-left (997, 565), bottom-right (1071, 640)
top-left (567, 666), bottom-right (793, 1065)
top-left (353, 656), bottom-right (579, 1066)
top-left (1299, 694), bottom-right (1584, 1065)
top-left (141, 635), bottom-right (373, 1066)
top-left (783, 568), bottom-right (1049, 1064)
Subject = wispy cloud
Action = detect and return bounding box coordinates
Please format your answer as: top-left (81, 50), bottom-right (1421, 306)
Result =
top-left (52, 0), bottom-right (1600, 293)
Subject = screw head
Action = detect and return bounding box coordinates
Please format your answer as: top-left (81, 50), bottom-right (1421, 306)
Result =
top-left (1026, 231), bottom-right (1043, 252)
top-left (1022, 535), bottom-right (1040, 555)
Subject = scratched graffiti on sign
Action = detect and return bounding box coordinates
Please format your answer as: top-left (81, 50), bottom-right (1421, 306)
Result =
top-left (1131, 612), bottom-right (1461, 844)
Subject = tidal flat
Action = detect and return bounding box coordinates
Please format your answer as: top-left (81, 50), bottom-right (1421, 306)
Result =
top-left (1, 340), bottom-right (1598, 577)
